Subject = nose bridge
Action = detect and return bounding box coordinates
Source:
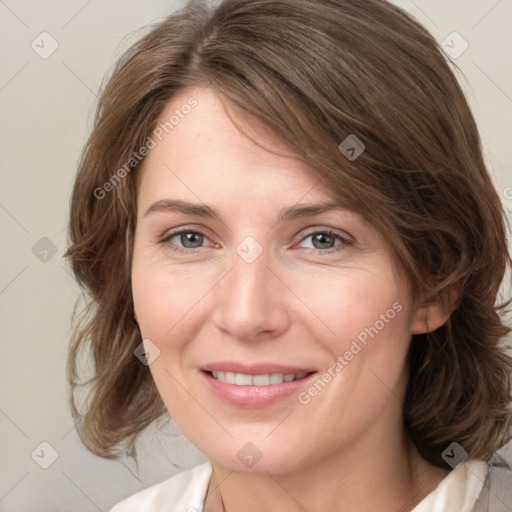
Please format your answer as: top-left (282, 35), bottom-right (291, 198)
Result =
top-left (227, 244), bottom-right (273, 316)
top-left (212, 239), bottom-right (288, 340)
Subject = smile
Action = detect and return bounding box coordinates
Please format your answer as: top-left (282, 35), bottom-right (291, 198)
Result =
top-left (201, 366), bottom-right (317, 408)
top-left (210, 371), bottom-right (309, 386)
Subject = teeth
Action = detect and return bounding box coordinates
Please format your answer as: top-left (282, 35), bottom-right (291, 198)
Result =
top-left (235, 373), bottom-right (253, 385)
top-left (210, 371), bottom-right (308, 385)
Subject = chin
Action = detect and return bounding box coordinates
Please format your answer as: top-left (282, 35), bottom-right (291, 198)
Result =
top-left (202, 437), bottom-right (309, 475)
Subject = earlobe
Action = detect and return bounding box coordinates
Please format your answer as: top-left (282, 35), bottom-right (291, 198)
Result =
top-left (411, 285), bottom-right (461, 334)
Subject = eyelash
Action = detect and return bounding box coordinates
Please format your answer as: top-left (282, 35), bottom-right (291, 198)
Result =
top-left (159, 228), bottom-right (352, 255)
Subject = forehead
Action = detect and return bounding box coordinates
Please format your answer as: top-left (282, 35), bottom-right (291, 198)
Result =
top-left (137, 86), bottom-right (338, 205)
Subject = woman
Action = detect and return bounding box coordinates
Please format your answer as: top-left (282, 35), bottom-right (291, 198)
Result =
top-left (64, 0), bottom-right (512, 510)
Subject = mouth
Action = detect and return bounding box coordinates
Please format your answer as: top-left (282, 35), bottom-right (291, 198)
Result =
top-left (207, 370), bottom-right (311, 386)
top-left (200, 364), bottom-right (317, 408)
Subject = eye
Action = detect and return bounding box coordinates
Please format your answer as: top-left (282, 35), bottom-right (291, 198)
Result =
top-left (159, 227), bottom-right (352, 255)
top-left (298, 230), bottom-right (352, 254)
top-left (160, 228), bottom-right (213, 253)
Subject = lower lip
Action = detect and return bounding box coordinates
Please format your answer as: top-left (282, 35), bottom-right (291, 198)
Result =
top-left (200, 371), bottom-right (317, 409)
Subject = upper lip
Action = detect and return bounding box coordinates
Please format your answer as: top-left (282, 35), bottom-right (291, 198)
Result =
top-left (202, 361), bottom-right (316, 375)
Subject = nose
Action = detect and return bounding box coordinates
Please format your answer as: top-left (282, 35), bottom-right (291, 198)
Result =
top-left (211, 247), bottom-right (290, 342)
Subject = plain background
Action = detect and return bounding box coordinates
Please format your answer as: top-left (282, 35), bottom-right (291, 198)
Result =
top-left (1, 1), bottom-right (511, 510)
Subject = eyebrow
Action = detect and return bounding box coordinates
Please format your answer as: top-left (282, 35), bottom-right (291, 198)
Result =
top-left (143, 199), bottom-right (348, 222)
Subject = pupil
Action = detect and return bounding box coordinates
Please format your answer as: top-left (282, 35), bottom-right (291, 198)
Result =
top-left (314, 233), bottom-right (333, 249)
top-left (182, 232), bottom-right (202, 248)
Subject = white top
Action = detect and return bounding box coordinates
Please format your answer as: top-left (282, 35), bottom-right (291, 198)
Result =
top-left (109, 459), bottom-right (489, 512)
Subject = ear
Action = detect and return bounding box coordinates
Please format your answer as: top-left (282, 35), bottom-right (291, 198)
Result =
top-left (411, 285), bottom-right (461, 335)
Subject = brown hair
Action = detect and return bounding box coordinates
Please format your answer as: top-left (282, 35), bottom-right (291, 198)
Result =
top-left (64, 0), bottom-right (512, 469)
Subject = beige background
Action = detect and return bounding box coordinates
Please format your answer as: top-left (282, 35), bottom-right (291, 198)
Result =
top-left (1, 0), bottom-right (511, 510)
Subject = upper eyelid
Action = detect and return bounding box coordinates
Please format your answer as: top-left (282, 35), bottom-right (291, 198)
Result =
top-left (161, 226), bottom-right (214, 243)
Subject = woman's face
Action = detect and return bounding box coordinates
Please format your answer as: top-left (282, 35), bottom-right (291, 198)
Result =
top-left (131, 86), bottom-right (428, 474)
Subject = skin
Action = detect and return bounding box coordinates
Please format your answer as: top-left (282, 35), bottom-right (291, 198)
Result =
top-left (131, 86), bottom-right (452, 512)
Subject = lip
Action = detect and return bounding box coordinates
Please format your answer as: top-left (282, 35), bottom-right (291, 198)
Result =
top-left (200, 362), bottom-right (317, 409)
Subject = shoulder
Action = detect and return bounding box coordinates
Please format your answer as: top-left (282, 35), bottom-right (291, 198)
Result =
top-left (412, 459), bottom-right (489, 512)
top-left (109, 461), bottom-right (212, 512)
top-left (474, 452), bottom-right (512, 512)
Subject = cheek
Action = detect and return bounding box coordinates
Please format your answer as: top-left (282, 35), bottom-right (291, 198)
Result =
top-left (283, 264), bottom-right (410, 352)
top-left (131, 261), bottom-right (203, 411)
top-left (131, 254), bottom-right (213, 342)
